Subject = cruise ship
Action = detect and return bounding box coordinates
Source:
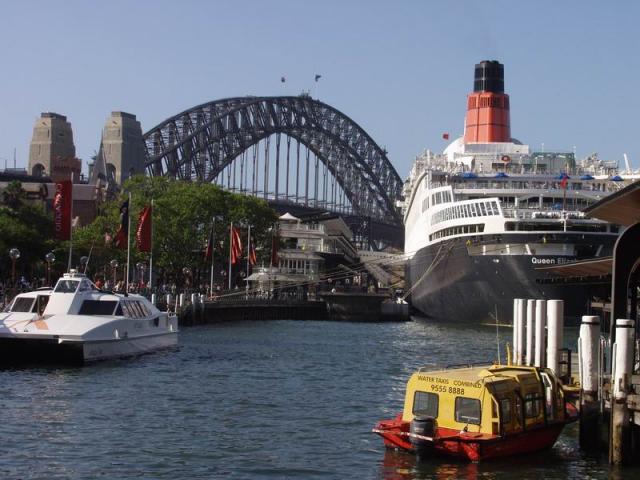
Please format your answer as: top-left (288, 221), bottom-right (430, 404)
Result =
top-left (404, 60), bottom-right (629, 322)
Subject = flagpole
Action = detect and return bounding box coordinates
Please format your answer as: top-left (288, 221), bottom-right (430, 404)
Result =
top-left (126, 191), bottom-right (131, 293)
top-left (228, 221), bottom-right (233, 290)
top-left (149, 199), bottom-right (154, 291)
top-left (245, 224), bottom-right (251, 298)
top-left (67, 172), bottom-right (73, 272)
top-left (209, 217), bottom-right (215, 299)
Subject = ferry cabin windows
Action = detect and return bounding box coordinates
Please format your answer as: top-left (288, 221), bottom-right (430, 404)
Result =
top-left (117, 300), bottom-right (151, 319)
top-left (412, 391), bottom-right (439, 418)
top-left (455, 397), bottom-right (481, 425)
top-left (500, 398), bottom-right (511, 424)
top-left (78, 300), bottom-right (118, 315)
top-left (524, 393), bottom-right (542, 418)
top-left (10, 297), bottom-right (35, 312)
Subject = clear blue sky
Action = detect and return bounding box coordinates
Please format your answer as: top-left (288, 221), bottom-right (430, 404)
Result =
top-left (1, 0), bottom-right (639, 178)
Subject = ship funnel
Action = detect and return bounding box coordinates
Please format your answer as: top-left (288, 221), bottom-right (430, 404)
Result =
top-left (464, 60), bottom-right (511, 143)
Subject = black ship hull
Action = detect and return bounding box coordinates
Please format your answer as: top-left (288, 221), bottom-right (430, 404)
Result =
top-left (407, 232), bottom-right (615, 323)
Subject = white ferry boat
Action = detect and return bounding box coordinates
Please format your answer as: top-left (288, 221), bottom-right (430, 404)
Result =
top-left (404, 60), bottom-right (632, 322)
top-left (0, 271), bottom-right (178, 364)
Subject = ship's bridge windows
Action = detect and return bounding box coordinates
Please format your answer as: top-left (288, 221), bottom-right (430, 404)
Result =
top-left (455, 397), bottom-right (481, 425)
top-left (54, 280), bottom-right (79, 293)
top-left (412, 391), bottom-right (439, 418)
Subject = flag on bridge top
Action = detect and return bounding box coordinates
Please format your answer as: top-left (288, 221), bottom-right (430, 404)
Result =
top-left (280, 76), bottom-right (286, 83)
top-left (442, 133), bottom-right (450, 140)
top-left (114, 199), bottom-right (129, 249)
top-left (315, 74), bottom-right (322, 82)
top-left (136, 204), bottom-right (152, 252)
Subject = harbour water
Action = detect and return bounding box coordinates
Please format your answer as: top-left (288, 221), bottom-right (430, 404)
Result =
top-left (1, 319), bottom-right (638, 479)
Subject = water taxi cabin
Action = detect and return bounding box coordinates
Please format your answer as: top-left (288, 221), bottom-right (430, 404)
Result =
top-left (375, 364), bottom-right (575, 461)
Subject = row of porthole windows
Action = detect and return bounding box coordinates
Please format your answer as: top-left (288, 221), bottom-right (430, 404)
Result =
top-left (429, 223), bottom-right (485, 242)
top-left (432, 200), bottom-right (500, 225)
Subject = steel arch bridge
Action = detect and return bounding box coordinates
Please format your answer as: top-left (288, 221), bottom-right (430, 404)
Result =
top-left (142, 95), bottom-right (404, 248)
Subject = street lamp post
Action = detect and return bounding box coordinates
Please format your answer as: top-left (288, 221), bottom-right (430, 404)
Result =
top-left (9, 248), bottom-right (20, 290)
top-left (110, 259), bottom-right (119, 289)
top-left (45, 252), bottom-right (56, 286)
top-left (80, 256), bottom-right (89, 274)
top-left (182, 267), bottom-right (192, 290)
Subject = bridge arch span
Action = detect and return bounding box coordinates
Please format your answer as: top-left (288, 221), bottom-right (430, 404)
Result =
top-left (142, 96), bottom-right (403, 229)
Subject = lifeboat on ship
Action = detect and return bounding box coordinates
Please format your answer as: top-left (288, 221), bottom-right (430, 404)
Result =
top-left (373, 364), bottom-right (578, 461)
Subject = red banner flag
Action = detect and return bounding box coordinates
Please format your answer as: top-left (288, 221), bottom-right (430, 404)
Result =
top-left (231, 226), bottom-right (243, 264)
top-left (560, 173), bottom-right (569, 189)
top-left (442, 133), bottom-right (450, 140)
top-left (136, 205), bottom-right (152, 252)
top-left (204, 222), bottom-right (215, 261)
top-left (53, 180), bottom-right (72, 240)
top-left (114, 199), bottom-right (129, 249)
top-left (249, 238), bottom-right (257, 266)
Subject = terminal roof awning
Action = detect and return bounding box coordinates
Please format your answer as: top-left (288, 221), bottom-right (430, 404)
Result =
top-left (584, 180), bottom-right (640, 226)
top-left (536, 257), bottom-right (613, 278)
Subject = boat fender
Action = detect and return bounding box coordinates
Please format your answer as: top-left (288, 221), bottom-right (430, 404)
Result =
top-left (501, 155), bottom-right (511, 163)
top-left (410, 416), bottom-right (435, 451)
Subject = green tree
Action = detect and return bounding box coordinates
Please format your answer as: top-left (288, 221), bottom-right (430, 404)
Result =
top-left (74, 176), bottom-right (278, 286)
top-left (0, 181), bottom-right (56, 284)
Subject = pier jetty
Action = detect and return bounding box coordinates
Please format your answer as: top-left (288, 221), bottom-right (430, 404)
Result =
top-left (164, 290), bottom-right (409, 325)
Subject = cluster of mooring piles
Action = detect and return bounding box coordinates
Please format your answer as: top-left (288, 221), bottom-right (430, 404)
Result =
top-left (576, 315), bottom-right (640, 464)
top-left (511, 296), bottom-right (640, 465)
top-left (511, 299), bottom-right (569, 380)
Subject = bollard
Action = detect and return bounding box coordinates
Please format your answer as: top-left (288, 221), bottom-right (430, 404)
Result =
top-left (546, 300), bottom-right (564, 377)
top-left (610, 319), bottom-right (634, 465)
top-left (179, 293), bottom-right (185, 308)
top-left (151, 293), bottom-right (157, 306)
top-left (191, 293), bottom-right (198, 305)
top-left (526, 299), bottom-right (536, 366)
top-left (579, 315), bottom-right (600, 451)
top-left (534, 299), bottom-right (546, 367)
top-left (511, 298), bottom-right (520, 365)
top-left (166, 294), bottom-right (173, 311)
top-left (515, 299), bottom-right (526, 365)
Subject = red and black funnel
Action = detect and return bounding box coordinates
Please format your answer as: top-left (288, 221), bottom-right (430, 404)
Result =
top-left (463, 60), bottom-right (511, 143)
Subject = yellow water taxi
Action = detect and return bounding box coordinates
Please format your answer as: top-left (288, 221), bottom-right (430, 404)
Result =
top-left (373, 364), bottom-right (577, 461)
